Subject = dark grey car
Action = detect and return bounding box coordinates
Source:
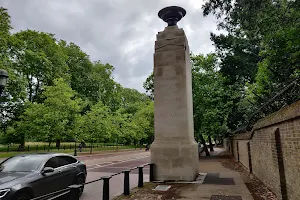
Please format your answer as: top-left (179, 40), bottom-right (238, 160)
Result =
top-left (0, 153), bottom-right (87, 200)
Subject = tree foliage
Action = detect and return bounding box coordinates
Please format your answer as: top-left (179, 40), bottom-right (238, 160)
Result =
top-left (192, 54), bottom-right (232, 141)
top-left (202, 0), bottom-right (300, 131)
top-left (0, 7), bottom-right (154, 146)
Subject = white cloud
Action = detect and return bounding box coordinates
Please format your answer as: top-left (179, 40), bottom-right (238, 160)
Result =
top-left (1, 0), bottom-right (218, 92)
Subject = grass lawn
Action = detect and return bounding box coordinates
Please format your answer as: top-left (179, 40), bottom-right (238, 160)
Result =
top-left (0, 145), bottom-right (138, 158)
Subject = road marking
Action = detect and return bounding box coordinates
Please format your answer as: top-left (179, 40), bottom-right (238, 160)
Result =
top-left (80, 152), bottom-right (149, 162)
top-left (87, 156), bottom-right (149, 171)
top-left (87, 156), bottom-right (148, 168)
top-left (86, 155), bottom-right (148, 167)
top-left (86, 162), bottom-right (115, 167)
top-left (76, 149), bottom-right (144, 158)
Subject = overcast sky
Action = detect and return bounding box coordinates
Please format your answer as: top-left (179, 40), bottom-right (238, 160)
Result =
top-left (1, 0), bottom-right (219, 93)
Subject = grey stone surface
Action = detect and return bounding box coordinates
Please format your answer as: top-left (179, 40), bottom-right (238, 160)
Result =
top-left (150, 25), bottom-right (199, 181)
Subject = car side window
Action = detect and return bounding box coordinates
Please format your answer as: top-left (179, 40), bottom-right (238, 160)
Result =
top-left (63, 156), bottom-right (78, 164)
top-left (57, 156), bottom-right (77, 167)
top-left (44, 157), bottom-right (59, 168)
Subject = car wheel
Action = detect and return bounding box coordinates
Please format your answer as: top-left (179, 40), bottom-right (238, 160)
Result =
top-left (76, 175), bottom-right (85, 196)
top-left (14, 193), bottom-right (31, 200)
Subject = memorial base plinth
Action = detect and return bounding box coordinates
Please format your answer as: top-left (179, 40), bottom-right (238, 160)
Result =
top-left (150, 140), bottom-right (199, 181)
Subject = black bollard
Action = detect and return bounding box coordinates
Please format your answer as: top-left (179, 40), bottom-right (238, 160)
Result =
top-left (74, 148), bottom-right (77, 156)
top-left (149, 163), bottom-right (154, 182)
top-left (68, 185), bottom-right (81, 200)
top-left (102, 176), bottom-right (111, 200)
top-left (123, 170), bottom-right (130, 195)
top-left (138, 166), bottom-right (143, 187)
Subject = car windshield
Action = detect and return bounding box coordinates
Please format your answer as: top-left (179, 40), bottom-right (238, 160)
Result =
top-left (0, 155), bottom-right (47, 172)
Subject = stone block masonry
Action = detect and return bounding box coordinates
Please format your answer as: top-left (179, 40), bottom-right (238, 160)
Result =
top-left (224, 100), bottom-right (300, 200)
top-left (150, 25), bottom-right (199, 181)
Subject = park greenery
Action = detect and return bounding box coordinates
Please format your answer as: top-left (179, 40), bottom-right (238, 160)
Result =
top-left (144, 0), bottom-right (299, 154)
top-left (0, 7), bottom-right (154, 149)
top-left (1, 0), bottom-right (299, 154)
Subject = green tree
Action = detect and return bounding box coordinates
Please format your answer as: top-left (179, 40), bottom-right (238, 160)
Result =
top-left (59, 41), bottom-right (93, 100)
top-left (76, 101), bottom-right (113, 145)
top-left (143, 72), bottom-right (154, 100)
top-left (11, 30), bottom-right (69, 103)
top-left (132, 102), bottom-right (154, 144)
top-left (192, 54), bottom-right (231, 153)
top-left (1, 7), bottom-right (156, 147)
top-left (16, 78), bottom-right (83, 148)
top-left (0, 7), bottom-right (27, 140)
top-left (202, 0), bottom-right (300, 131)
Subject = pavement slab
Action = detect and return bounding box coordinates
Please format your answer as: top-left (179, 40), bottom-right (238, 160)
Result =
top-left (113, 148), bottom-right (255, 200)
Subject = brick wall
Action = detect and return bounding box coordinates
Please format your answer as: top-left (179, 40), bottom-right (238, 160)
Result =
top-left (251, 127), bottom-right (282, 198)
top-left (224, 100), bottom-right (300, 200)
top-left (236, 140), bottom-right (250, 171)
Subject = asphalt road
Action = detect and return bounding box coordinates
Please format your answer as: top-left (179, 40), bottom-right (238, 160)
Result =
top-left (78, 150), bottom-right (150, 200)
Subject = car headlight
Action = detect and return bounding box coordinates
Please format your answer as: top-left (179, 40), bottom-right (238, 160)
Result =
top-left (0, 189), bottom-right (10, 198)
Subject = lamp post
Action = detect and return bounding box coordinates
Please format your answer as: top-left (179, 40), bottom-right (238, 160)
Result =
top-left (0, 69), bottom-right (9, 96)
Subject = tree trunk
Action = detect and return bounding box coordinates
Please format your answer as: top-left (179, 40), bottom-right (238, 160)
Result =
top-left (20, 133), bottom-right (25, 149)
top-left (199, 134), bottom-right (210, 156)
top-left (48, 141), bottom-right (51, 152)
top-left (34, 78), bottom-right (40, 102)
top-left (90, 141), bottom-right (93, 154)
top-left (116, 137), bottom-right (119, 151)
top-left (208, 136), bottom-right (214, 151)
top-left (56, 139), bottom-right (60, 150)
top-left (27, 74), bottom-right (33, 102)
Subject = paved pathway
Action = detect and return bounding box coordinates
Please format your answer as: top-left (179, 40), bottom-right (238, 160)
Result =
top-left (181, 148), bottom-right (253, 199)
top-left (115, 148), bottom-right (254, 200)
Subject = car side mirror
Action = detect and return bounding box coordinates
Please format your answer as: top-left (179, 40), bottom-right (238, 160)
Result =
top-left (42, 167), bottom-right (54, 174)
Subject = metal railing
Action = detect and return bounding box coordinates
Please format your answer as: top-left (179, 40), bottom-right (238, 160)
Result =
top-left (0, 143), bottom-right (127, 153)
top-left (31, 163), bottom-right (154, 200)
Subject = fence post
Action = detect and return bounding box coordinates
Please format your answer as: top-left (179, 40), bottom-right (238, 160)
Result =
top-left (36, 145), bottom-right (38, 151)
top-left (102, 176), bottom-right (111, 200)
top-left (123, 170), bottom-right (130, 195)
top-left (27, 145), bottom-right (29, 151)
top-left (44, 145), bottom-right (46, 151)
top-left (138, 166), bottom-right (143, 187)
top-left (68, 185), bottom-right (81, 200)
top-left (149, 163), bottom-right (154, 182)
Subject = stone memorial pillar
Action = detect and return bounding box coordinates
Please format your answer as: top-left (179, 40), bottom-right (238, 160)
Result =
top-left (150, 6), bottom-right (199, 181)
